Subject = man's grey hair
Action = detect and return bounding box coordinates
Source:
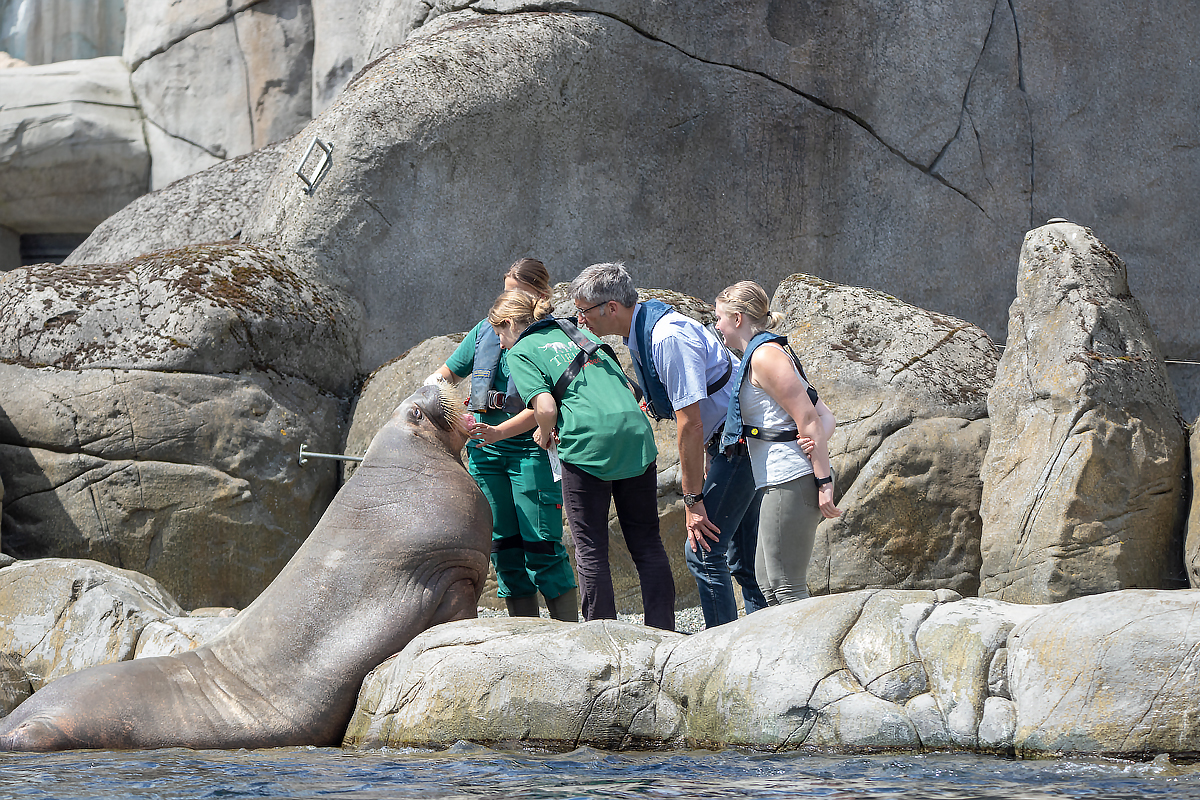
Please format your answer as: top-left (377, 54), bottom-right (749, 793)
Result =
top-left (569, 262), bottom-right (639, 308)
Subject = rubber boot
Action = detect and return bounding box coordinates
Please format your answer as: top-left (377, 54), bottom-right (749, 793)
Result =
top-left (544, 588), bottom-right (579, 623)
top-left (504, 594), bottom-right (540, 618)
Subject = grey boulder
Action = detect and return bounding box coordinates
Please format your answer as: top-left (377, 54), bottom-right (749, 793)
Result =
top-left (0, 364), bottom-right (343, 610)
top-left (980, 222), bottom-right (1186, 603)
top-left (0, 57), bottom-right (148, 234)
top-left (346, 587), bottom-right (1200, 756)
top-left (772, 274), bottom-right (999, 596)
top-left (65, 140), bottom-right (290, 267)
top-left (0, 558), bottom-right (181, 702)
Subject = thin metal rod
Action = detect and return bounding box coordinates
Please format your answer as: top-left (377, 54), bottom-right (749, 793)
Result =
top-left (298, 443), bottom-right (363, 466)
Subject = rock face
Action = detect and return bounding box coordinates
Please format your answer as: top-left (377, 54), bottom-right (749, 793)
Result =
top-left (345, 587), bottom-right (1200, 756)
top-left (343, 588), bottom-right (1029, 752)
top-left (0, 364), bottom-right (343, 609)
top-left (0, 242), bottom-right (362, 608)
top-left (242, 8), bottom-right (1022, 376)
top-left (0, 242), bottom-right (361, 393)
top-left (1008, 590), bottom-right (1200, 754)
top-left (0, 57), bottom-right (148, 234)
top-left (64, 141), bottom-right (290, 267)
top-left (980, 222), bottom-right (1186, 603)
top-left (772, 275), bottom-right (999, 597)
top-left (125, 0), bottom-right (314, 190)
top-left (0, 558), bottom-right (181, 699)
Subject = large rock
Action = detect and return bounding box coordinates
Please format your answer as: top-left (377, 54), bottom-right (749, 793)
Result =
top-left (0, 558), bottom-right (181, 694)
top-left (1008, 590), bottom-right (1200, 756)
top-left (346, 617), bottom-right (683, 750)
top-left (0, 242), bottom-right (361, 395)
top-left (0, 364), bottom-right (343, 609)
top-left (343, 589), bottom-right (1027, 752)
top-left (244, 8), bottom-right (1021, 375)
top-left (771, 274), bottom-right (999, 596)
top-left (0, 57), bottom-right (148, 234)
top-left (64, 140), bottom-right (290, 266)
top-left (980, 222), bottom-right (1187, 603)
top-left (346, 588), bottom-right (1200, 756)
top-left (126, 0), bottom-right (313, 189)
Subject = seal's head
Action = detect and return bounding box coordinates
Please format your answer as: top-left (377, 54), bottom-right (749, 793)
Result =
top-left (397, 383), bottom-right (470, 454)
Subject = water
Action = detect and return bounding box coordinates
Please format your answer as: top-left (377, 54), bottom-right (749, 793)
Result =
top-left (3, 745), bottom-right (1200, 800)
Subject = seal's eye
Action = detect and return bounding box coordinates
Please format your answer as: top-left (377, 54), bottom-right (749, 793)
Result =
top-left (408, 405), bottom-right (423, 423)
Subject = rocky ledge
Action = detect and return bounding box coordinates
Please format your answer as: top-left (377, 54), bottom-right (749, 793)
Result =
top-left (4, 556), bottom-right (1199, 757)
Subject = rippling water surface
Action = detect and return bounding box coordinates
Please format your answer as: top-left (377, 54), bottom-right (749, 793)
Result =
top-left (4, 745), bottom-right (1200, 800)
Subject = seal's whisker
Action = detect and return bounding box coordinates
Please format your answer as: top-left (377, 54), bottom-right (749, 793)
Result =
top-left (435, 381), bottom-right (469, 435)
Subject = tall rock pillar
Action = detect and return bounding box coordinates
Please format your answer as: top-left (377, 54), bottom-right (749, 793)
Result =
top-left (980, 221), bottom-right (1186, 603)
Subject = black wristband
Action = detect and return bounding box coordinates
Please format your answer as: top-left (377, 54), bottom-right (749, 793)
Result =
top-left (814, 475), bottom-right (833, 487)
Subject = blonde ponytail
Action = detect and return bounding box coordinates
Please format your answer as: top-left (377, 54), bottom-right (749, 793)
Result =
top-left (715, 281), bottom-right (776, 331)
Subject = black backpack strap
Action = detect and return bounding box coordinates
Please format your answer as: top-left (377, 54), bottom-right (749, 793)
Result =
top-left (707, 358), bottom-right (732, 396)
top-left (549, 318), bottom-right (643, 405)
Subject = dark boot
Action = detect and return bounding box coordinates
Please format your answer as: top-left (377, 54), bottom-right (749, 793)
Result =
top-left (544, 588), bottom-right (579, 623)
top-left (504, 594), bottom-right (540, 618)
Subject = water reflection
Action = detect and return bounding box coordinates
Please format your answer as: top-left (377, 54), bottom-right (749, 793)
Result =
top-left (2, 746), bottom-right (1199, 800)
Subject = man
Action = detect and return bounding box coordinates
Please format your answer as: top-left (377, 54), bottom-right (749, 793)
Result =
top-left (568, 262), bottom-right (768, 628)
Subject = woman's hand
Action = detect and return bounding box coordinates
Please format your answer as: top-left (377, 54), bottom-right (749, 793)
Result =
top-left (797, 436), bottom-right (816, 455)
top-left (533, 424), bottom-right (558, 450)
top-left (467, 421), bottom-right (503, 446)
top-left (818, 483), bottom-right (842, 519)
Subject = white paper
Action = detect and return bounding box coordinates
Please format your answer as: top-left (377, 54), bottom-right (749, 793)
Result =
top-left (547, 442), bottom-right (562, 482)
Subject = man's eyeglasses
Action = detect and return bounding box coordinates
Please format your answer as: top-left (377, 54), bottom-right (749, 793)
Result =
top-left (575, 300), bottom-right (607, 317)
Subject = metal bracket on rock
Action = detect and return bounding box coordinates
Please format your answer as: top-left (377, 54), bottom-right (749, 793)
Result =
top-left (299, 443), bottom-right (363, 466)
top-left (295, 137), bottom-right (333, 195)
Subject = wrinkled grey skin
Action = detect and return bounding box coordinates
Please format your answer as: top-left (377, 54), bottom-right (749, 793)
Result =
top-left (0, 385), bottom-right (490, 751)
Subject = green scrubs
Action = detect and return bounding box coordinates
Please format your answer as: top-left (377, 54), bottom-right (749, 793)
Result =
top-left (446, 320), bottom-right (576, 600)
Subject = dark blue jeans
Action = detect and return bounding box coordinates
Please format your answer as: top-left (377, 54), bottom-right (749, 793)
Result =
top-left (685, 440), bottom-right (768, 628)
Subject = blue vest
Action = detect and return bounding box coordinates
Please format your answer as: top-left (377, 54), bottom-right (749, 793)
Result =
top-left (467, 322), bottom-right (522, 413)
top-left (630, 300), bottom-right (733, 422)
top-left (629, 300), bottom-right (676, 420)
top-left (721, 332), bottom-right (819, 451)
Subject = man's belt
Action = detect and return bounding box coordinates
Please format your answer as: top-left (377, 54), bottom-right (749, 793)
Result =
top-left (741, 425), bottom-right (798, 442)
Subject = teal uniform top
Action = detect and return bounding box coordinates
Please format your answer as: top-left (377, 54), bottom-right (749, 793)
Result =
top-left (506, 321), bottom-right (657, 482)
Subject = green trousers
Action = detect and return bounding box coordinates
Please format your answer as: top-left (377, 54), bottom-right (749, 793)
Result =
top-left (467, 443), bottom-right (577, 600)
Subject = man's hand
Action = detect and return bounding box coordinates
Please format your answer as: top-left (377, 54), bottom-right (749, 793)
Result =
top-left (686, 501), bottom-right (722, 553)
top-left (797, 435), bottom-right (816, 455)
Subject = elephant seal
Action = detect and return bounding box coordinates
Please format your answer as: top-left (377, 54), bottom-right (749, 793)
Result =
top-left (0, 385), bottom-right (490, 751)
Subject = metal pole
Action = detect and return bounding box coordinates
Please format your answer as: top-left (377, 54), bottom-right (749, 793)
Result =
top-left (298, 443), bottom-right (363, 466)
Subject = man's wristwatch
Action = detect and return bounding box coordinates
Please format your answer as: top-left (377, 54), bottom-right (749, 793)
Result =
top-left (683, 492), bottom-right (705, 507)
top-left (814, 475), bottom-right (833, 487)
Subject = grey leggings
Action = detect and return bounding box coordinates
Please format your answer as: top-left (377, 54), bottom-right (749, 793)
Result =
top-left (755, 473), bottom-right (822, 605)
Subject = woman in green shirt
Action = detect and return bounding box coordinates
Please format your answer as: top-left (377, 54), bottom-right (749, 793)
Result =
top-left (489, 290), bottom-right (676, 631)
top-left (428, 259), bottom-right (577, 622)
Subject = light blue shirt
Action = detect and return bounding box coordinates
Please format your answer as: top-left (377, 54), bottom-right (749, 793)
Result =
top-left (625, 303), bottom-right (739, 443)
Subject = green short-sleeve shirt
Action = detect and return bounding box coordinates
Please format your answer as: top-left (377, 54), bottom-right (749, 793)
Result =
top-left (445, 319), bottom-right (535, 454)
top-left (506, 322), bottom-right (657, 481)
